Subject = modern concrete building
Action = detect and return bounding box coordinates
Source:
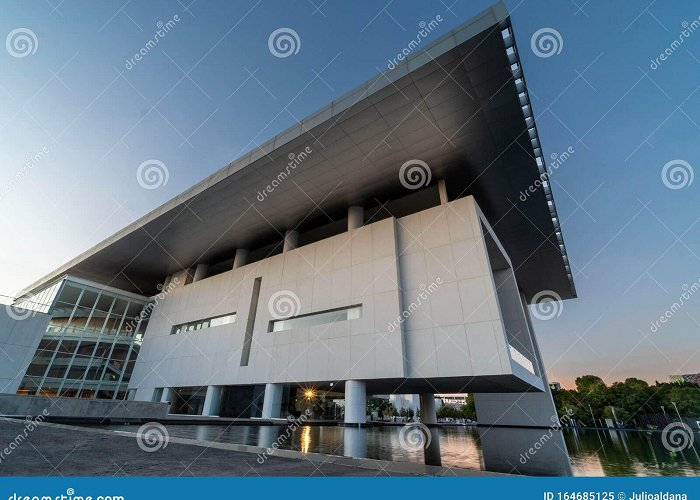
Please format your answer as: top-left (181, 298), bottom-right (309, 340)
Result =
top-left (4, 2), bottom-right (575, 473)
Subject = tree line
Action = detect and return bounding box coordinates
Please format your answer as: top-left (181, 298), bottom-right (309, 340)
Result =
top-left (552, 375), bottom-right (700, 428)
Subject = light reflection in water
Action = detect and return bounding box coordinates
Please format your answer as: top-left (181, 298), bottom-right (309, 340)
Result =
top-left (300, 426), bottom-right (311, 453)
top-left (114, 424), bottom-right (700, 476)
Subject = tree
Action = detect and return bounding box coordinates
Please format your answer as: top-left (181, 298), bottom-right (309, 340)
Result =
top-left (609, 378), bottom-right (652, 426)
top-left (460, 394), bottom-right (476, 420)
top-left (574, 375), bottom-right (609, 424)
top-left (550, 376), bottom-right (700, 429)
top-left (437, 404), bottom-right (458, 419)
top-left (367, 397), bottom-right (394, 414)
top-left (662, 384), bottom-right (700, 416)
top-left (552, 389), bottom-right (588, 425)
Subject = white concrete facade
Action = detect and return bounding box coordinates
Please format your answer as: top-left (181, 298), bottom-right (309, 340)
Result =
top-left (130, 197), bottom-right (545, 410)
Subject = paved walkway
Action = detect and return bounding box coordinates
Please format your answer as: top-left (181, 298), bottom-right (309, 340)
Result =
top-left (0, 419), bottom-right (498, 476)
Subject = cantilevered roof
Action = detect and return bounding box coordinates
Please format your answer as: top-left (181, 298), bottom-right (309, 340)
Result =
top-left (20, 2), bottom-right (576, 302)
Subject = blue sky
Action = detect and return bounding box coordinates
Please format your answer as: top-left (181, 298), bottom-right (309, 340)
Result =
top-left (1, 0), bottom-right (699, 388)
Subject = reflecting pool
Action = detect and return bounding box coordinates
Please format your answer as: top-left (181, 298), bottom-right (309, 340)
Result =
top-left (121, 424), bottom-right (700, 476)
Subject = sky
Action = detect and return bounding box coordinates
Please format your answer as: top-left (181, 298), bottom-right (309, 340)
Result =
top-left (1, 0), bottom-right (699, 389)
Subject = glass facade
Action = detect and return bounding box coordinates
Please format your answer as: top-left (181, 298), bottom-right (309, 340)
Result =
top-left (16, 277), bottom-right (151, 400)
top-left (218, 384), bottom-right (265, 418)
top-left (169, 386), bottom-right (208, 415)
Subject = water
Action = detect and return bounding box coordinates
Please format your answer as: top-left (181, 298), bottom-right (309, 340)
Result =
top-left (122, 424), bottom-right (700, 476)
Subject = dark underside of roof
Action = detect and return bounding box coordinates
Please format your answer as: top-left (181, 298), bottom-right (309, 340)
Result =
top-left (24, 14), bottom-right (575, 303)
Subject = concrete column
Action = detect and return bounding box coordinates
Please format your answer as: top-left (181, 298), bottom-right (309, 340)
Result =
top-left (419, 393), bottom-right (437, 425)
top-left (438, 179), bottom-right (449, 205)
top-left (261, 383), bottom-right (284, 419)
top-left (202, 385), bottom-right (222, 416)
top-left (232, 249), bottom-right (249, 269)
top-left (168, 269), bottom-right (191, 289)
top-left (344, 380), bottom-right (366, 425)
top-left (347, 206), bottom-right (364, 231)
top-left (283, 230), bottom-right (299, 252)
top-left (161, 387), bottom-right (174, 412)
top-left (193, 264), bottom-right (209, 283)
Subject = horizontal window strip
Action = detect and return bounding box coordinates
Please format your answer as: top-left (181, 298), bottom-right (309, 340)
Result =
top-left (269, 305), bottom-right (361, 333)
top-left (171, 313), bottom-right (236, 335)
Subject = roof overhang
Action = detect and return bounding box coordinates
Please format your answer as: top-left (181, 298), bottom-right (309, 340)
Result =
top-left (19, 2), bottom-right (576, 302)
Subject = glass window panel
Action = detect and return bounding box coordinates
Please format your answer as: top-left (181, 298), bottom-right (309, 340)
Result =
top-left (26, 362), bottom-right (49, 377)
top-left (269, 305), bottom-right (362, 333)
top-left (78, 289), bottom-right (99, 309)
top-left (210, 314), bottom-right (234, 327)
top-left (171, 313), bottom-right (236, 334)
top-left (170, 386), bottom-right (207, 415)
top-left (38, 339), bottom-right (58, 351)
top-left (66, 363), bottom-right (88, 380)
top-left (46, 364), bottom-right (68, 378)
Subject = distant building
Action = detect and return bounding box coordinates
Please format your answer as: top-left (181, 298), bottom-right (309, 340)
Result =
top-left (549, 382), bottom-right (561, 391)
top-left (670, 374), bottom-right (700, 386)
top-left (389, 394), bottom-right (420, 414)
top-left (436, 394), bottom-right (469, 407)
